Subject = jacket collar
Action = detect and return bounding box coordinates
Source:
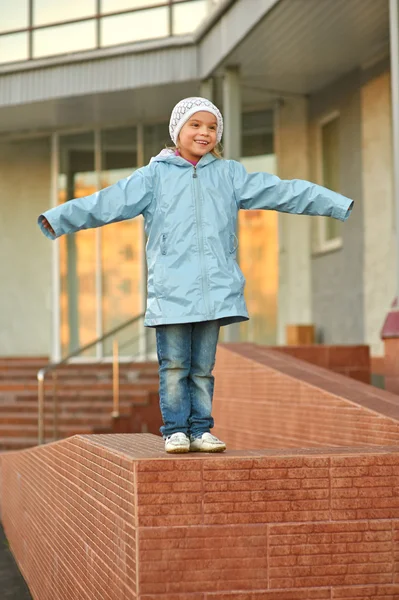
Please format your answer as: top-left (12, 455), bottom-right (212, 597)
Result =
top-left (150, 148), bottom-right (217, 168)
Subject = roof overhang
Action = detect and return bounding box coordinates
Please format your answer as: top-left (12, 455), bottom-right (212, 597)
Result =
top-left (0, 0), bottom-right (390, 137)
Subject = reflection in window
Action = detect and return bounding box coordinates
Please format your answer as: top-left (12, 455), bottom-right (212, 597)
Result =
top-left (172, 0), bottom-right (208, 35)
top-left (101, 0), bottom-right (168, 14)
top-left (238, 155), bottom-right (278, 345)
top-left (0, 32), bottom-right (28, 63)
top-left (143, 122), bottom-right (170, 164)
top-left (101, 7), bottom-right (168, 46)
top-left (33, 0), bottom-right (97, 26)
top-left (33, 20), bottom-right (97, 58)
top-left (0, 0), bottom-right (29, 33)
top-left (58, 132), bottom-right (97, 357)
top-left (100, 127), bottom-right (142, 355)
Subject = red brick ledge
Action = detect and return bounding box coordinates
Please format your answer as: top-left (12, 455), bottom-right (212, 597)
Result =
top-left (2, 434), bottom-right (399, 599)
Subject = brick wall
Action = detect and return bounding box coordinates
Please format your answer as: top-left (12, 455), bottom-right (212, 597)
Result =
top-left (2, 434), bottom-right (399, 599)
top-left (1, 435), bottom-right (137, 599)
top-left (212, 344), bottom-right (399, 449)
top-left (272, 344), bottom-right (370, 384)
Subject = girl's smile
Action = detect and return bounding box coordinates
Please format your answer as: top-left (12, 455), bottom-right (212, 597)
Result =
top-left (177, 111), bottom-right (218, 163)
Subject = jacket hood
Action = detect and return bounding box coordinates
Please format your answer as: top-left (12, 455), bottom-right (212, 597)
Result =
top-left (150, 148), bottom-right (217, 167)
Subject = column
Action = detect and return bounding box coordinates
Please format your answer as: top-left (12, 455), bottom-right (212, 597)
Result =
top-left (223, 66), bottom-right (242, 342)
top-left (274, 97), bottom-right (312, 345)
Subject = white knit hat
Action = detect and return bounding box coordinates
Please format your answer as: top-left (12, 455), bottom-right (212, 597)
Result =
top-left (169, 97), bottom-right (223, 145)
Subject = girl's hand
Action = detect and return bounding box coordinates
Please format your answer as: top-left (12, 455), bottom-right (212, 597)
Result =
top-left (42, 217), bottom-right (55, 236)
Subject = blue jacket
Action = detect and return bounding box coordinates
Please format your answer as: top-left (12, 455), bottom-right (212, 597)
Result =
top-left (38, 150), bottom-right (353, 327)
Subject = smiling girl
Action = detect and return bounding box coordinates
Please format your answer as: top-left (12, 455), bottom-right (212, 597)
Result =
top-left (39, 97), bottom-right (353, 454)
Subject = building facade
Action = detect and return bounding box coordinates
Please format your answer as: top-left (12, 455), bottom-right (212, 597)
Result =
top-left (0, 0), bottom-right (396, 359)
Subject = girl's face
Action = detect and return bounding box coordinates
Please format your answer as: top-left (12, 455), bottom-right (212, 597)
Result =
top-left (177, 111), bottom-right (218, 162)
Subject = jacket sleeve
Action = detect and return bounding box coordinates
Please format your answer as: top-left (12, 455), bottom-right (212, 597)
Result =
top-left (38, 165), bottom-right (154, 240)
top-left (229, 160), bottom-right (353, 221)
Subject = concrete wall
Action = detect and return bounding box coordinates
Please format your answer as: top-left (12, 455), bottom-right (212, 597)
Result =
top-left (275, 97), bottom-right (312, 344)
top-left (361, 70), bottom-right (396, 355)
top-left (309, 70), bottom-right (364, 344)
top-left (0, 137), bottom-right (51, 356)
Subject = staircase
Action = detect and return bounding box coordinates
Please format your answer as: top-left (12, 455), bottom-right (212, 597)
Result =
top-left (0, 357), bottom-right (160, 451)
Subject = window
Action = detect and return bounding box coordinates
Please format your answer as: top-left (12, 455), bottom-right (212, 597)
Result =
top-left (172, 0), bottom-right (208, 35)
top-left (33, 0), bottom-right (96, 26)
top-left (0, 32), bottom-right (28, 62)
top-left (0, 0), bottom-right (29, 32)
top-left (101, 6), bottom-right (168, 46)
top-left (313, 112), bottom-right (343, 253)
top-left (33, 20), bottom-right (97, 58)
top-left (101, 0), bottom-right (168, 13)
top-left (0, 0), bottom-right (215, 64)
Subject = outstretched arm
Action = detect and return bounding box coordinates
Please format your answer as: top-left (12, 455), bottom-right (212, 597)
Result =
top-left (38, 165), bottom-right (153, 240)
top-left (230, 161), bottom-right (353, 220)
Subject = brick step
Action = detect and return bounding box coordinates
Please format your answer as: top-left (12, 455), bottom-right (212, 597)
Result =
top-left (0, 359), bottom-right (155, 368)
top-left (5, 385), bottom-right (158, 401)
top-left (0, 413), bottom-right (123, 425)
top-left (0, 439), bottom-right (40, 451)
top-left (0, 379), bottom-right (158, 392)
top-left (0, 399), bottom-right (149, 413)
top-left (0, 356), bottom-right (48, 366)
top-left (0, 369), bottom-right (159, 381)
top-left (0, 424), bottom-right (93, 437)
top-left (0, 359), bottom-right (158, 373)
top-left (6, 397), bottom-right (150, 409)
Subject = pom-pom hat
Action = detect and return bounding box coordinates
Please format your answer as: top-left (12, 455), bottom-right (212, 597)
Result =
top-left (169, 97), bottom-right (223, 145)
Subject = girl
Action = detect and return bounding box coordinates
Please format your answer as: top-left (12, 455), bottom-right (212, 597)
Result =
top-left (39, 97), bottom-right (353, 454)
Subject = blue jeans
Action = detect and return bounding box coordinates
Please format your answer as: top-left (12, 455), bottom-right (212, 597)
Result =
top-left (155, 320), bottom-right (220, 439)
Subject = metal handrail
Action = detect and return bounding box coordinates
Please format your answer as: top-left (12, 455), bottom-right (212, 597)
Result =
top-left (37, 312), bottom-right (149, 445)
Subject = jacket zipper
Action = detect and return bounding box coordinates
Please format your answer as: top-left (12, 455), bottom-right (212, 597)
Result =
top-left (193, 165), bottom-right (211, 316)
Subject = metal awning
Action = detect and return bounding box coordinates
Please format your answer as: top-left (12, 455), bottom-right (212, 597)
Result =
top-left (0, 0), bottom-right (390, 137)
top-left (205, 0), bottom-right (389, 107)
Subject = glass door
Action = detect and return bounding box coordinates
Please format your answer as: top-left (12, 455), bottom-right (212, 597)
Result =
top-left (58, 132), bottom-right (97, 357)
top-left (100, 127), bottom-right (142, 356)
top-left (57, 128), bottom-right (144, 359)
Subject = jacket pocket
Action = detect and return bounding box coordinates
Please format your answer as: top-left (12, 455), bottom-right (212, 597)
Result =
top-left (154, 233), bottom-right (168, 298)
top-left (229, 256), bottom-right (245, 295)
top-left (154, 261), bottom-right (166, 298)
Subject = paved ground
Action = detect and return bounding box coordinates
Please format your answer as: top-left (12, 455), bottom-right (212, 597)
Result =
top-left (0, 524), bottom-right (32, 599)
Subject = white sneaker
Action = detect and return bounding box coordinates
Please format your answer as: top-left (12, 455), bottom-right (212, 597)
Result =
top-left (190, 432), bottom-right (226, 453)
top-left (165, 432), bottom-right (190, 453)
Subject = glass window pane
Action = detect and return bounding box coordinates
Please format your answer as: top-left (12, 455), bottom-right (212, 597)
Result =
top-left (101, 0), bottom-right (168, 14)
top-left (58, 132), bottom-right (96, 358)
top-left (238, 155), bottom-right (278, 345)
top-left (172, 0), bottom-right (208, 35)
top-left (0, 32), bottom-right (28, 63)
top-left (33, 0), bottom-right (97, 26)
top-left (0, 0), bottom-right (29, 32)
top-left (143, 122), bottom-right (170, 163)
top-left (100, 127), bottom-right (143, 356)
top-left (101, 7), bottom-right (168, 46)
top-left (33, 21), bottom-right (96, 58)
